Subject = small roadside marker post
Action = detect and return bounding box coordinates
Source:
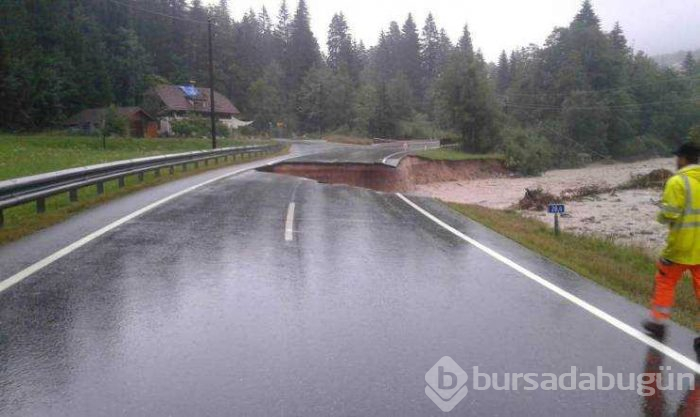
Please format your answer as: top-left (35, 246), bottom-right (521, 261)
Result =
top-left (548, 204), bottom-right (565, 236)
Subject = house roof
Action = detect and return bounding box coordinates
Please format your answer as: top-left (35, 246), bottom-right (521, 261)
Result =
top-left (66, 107), bottom-right (155, 125)
top-left (150, 85), bottom-right (240, 116)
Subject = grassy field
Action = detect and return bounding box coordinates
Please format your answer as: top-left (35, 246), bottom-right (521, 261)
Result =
top-left (0, 145), bottom-right (289, 246)
top-left (415, 148), bottom-right (505, 161)
top-left (0, 134), bottom-right (270, 181)
top-left (449, 203), bottom-right (696, 329)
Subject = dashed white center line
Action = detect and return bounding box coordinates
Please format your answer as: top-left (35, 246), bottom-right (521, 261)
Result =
top-left (285, 202), bottom-right (296, 241)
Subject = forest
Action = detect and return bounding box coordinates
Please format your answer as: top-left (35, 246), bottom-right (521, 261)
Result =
top-left (1, 0), bottom-right (699, 170)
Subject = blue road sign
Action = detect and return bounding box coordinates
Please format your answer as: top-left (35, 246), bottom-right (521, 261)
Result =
top-left (548, 204), bottom-right (565, 214)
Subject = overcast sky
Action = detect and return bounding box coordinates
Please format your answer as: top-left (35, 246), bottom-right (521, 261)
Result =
top-left (214, 0), bottom-right (700, 62)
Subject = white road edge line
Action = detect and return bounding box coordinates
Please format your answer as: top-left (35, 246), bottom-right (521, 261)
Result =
top-left (0, 154), bottom-right (293, 295)
top-left (396, 193), bottom-right (700, 374)
top-left (285, 202), bottom-right (296, 242)
top-left (381, 151), bottom-right (409, 165)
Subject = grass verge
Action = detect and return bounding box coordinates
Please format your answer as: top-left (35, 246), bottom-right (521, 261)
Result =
top-left (0, 146), bottom-right (289, 246)
top-left (0, 134), bottom-right (271, 180)
top-left (415, 148), bottom-right (505, 162)
top-left (448, 203), bottom-right (695, 329)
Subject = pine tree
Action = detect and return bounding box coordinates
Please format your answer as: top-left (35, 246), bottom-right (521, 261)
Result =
top-left (435, 35), bottom-right (502, 151)
top-left (248, 62), bottom-right (285, 130)
top-left (420, 14), bottom-right (441, 94)
top-left (285, 0), bottom-right (320, 91)
top-left (400, 14), bottom-right (421, 100)
top-left (437, 29), bottom-right (452, 68)
top-left (327, 13), bottom-right (352, 73)
top-left (230, 10), bottom-right (266, 110)
top-left (457, 25), bottom-right (475, 60)
top-left (385, 21), bottom-right (403, 78)
top-left (572, 0), bottom-right (600, 28)
top-left (496, 51), bottom-right (510, 93)
top-left (275, 0), bottom-right (291, 45)
top-left (682, 52), bottom-right (697, 75)
top-left (260, 7), bottom-right (273, 35)
top-left (609, 22), bottom-right (629, 53)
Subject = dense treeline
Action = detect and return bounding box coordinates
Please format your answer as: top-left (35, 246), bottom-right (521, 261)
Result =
top-left (497, 2), bottom-right (700, 165)
top-left (1, 0), bottom-right (698, 164)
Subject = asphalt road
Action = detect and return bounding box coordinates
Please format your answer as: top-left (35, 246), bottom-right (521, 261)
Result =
top-left (283, 140), bottom-right (439, 166)
top-left (0, 141), bottom-right (698, 416)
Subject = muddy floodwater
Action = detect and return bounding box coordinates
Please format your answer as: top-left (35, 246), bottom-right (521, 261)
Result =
top-left (416, 158), bottom-right (675, 255)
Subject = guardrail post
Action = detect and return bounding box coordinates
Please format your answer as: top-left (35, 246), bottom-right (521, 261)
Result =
top-left (194, 161), bottom-right (199, 169)
top-left (96, 182), bottom-right (104, 195)
top-left (154, 168), bottom-right (161, 177)
top-left (204, 159), bottom-right (209, 167)
top-left (69, 189), bottom-right (78, 202)
top-left (138, 172), bottom-right (144, 182)
top-left (182, 163), bottom-right (187, 172)
top-left (37, 198), bottom-right (46, 213)
top-left (214, 157), bottom-right (219, 165)
top-left (0, 209), bottom-right (4, 228)
top-left (118, 177), bottom-right (125, 188)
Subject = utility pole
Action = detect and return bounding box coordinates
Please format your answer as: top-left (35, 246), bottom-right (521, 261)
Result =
top-left (318, 82), bottom-right (323, 140)
top-left (208, 16), bottom-right (217, 149)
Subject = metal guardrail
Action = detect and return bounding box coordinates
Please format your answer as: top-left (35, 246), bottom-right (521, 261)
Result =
top-left (0, 143), bottom-right (284, 227)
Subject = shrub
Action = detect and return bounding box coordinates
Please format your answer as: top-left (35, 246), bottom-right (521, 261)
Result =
top-left (396, 113), bottom-right (450, 139)
top-left (613, 135), bottom-right (668, 160)
top-left (103, 105), bottom-right (129, 137)
top-left (689, 125), bottom-right (700, 145)
top-left (503, 127), bottom-right (554, 176)
top-left (517, 188), bottom-right (561, 211)
top-left (171, 115), bottom-right (231, 138)
top-left (619, 169), bottom-right (674, 190)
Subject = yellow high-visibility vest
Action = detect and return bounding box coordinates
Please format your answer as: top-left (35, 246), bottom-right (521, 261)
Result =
top-left (658, 164), bottom-right (700, 265)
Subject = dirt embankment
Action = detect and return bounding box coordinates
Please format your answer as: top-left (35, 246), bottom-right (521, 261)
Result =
top-left (260, 156), bottom-right (508, 192)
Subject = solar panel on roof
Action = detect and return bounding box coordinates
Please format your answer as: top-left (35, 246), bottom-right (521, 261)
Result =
top-left (179, 85), bottom-right (200, 98)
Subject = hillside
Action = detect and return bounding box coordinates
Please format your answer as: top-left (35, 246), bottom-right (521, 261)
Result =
top-left (653, 48), bottom-right (700, 68)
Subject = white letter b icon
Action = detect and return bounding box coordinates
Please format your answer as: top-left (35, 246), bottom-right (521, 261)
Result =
top-left (425, 357), bottom-right (469, 412)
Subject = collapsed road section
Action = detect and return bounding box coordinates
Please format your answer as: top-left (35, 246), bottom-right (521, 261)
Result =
top-left (258, 155), bottom-right (507, 193)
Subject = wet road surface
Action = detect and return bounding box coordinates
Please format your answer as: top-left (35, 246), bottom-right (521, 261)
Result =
top-left (284, 140), bottom-right (438, 166)
top-left (0, 142), bottom-right (698, 416)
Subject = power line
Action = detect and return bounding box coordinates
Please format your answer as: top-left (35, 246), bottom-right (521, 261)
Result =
top-left (538, 125), bottom-right (612, 160)
top-left (503, 96), bottom-right (700, 111)
top-left (498, 74), bottom-right (700, 100)
top-left (107, 0), bottom-right (208, 25)
top-left (506, 105), bottom-right (699, 116)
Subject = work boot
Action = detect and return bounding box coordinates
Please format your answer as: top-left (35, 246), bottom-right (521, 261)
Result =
top-left (642, 320), bottom-right (666, 341)
top-left (694, 337), bottom-right (700, 363)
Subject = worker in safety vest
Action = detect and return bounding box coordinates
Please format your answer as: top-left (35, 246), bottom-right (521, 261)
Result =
top-left (643, 142), bottom-right (700, 353)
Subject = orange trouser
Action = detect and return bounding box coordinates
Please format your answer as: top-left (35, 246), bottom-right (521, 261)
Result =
top-left (650, 259), bottom-right (700, 322)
